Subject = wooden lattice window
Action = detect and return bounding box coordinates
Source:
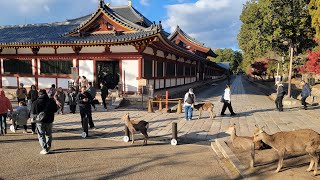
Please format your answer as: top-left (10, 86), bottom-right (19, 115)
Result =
top-left (157, 61), bottom-right (163, 77)
top-left (166, 63), bottom-right (176, 76)
top-left (144, 59), bottom-right (153, 78)
top-left (40, 60), bottom-right (72, 74)
top-left (3, 59), bottom-right (32, 74)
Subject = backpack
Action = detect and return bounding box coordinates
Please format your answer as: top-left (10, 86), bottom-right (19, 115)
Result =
top-left (31, 102), bottom-right (49, 123)
top-left (186, 93), bottom-right (194, 104)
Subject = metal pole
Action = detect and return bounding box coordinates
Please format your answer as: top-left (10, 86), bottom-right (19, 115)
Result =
top-left (166, 90), bottom-right (169, 109)
top-left (288, 46), bottom-right (294, 98)
top-left (171, 122), bottom-right (178, 145)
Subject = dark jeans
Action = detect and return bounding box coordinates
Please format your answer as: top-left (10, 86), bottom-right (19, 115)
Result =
top-left (36, 123), bottom-right (53, 151)
top-left (275, 96), bottom-right (284, 111)
top-left (101, 95), bottom-right (107, 109)
top-left (70, 105), bottom-right (76, 114)
top-left (15, 125), bottom-right (27, 131)
top-left (17, 98), bottom-right (26, 103)
top-left (0, 113), bottom-right (7, 134)
top-left (301, 96), bottom-right (308, 108)
top-left (31, 123), bottom-right (37, 133)
top-left (221, 101), bottom-right (235, 115)
top-left (79, 106), bottom-right (94, 129)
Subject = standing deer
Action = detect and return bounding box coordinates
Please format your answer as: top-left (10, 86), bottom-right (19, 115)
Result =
top-left (122, 113), bottom-right (149, 145)
top-left (254, 126), bottom-right (320, 175)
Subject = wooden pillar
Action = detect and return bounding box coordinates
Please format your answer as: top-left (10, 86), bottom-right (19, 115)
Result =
top-left (138, 57), bottom-right (143, 93)
top-left (33, 58), bottom-right (39, 88)
top-left (93, 59), bottom-right (97, 86)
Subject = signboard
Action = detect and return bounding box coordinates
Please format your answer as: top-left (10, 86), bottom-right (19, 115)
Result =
top-left (138, 79), bottom-right (147, 86)
top-left (71, 67), bottom-right (78, 80)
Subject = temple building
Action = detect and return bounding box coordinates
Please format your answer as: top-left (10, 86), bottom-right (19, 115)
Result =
top-left (0, 0), bottom-right (225, 93)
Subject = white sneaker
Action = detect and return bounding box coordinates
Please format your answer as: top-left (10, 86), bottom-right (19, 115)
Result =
top-left (40, 149), bottom-right (48, 155)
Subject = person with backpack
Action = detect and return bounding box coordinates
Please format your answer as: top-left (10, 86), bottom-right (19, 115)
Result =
top-left (221, 85), bottom-right (236, 116)
top-left (68, 87), bottom-right (77, 114)
top-left (11, 101), bottom-right (29, 133)
top-left (301, 80), bottom-right (311, 110)
top-left (184, 88), bottom-right (196, 121)
top-left (27, 85), bottom-right (38, 134)
top-left (77, 86), bottom-right (95, 137)
top-left (16, 83), bottom-right (27, 103)
top-left (31, 89), bottom-right (58, 155)
top-left (0, 89), bottom-right (13, 135)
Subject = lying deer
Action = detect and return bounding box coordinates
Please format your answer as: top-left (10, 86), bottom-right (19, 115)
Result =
top-left (254, 126), bottom-right (320, 176)
top-left (122, 113), bottom-right (149, 145)
top-left (193, 102), bottom-right (215, 120)
top-left (225, 124), bottom-right (264, 150)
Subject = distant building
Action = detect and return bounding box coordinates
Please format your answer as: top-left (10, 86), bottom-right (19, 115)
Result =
top-left (0, 0), bottom-right (225, 93)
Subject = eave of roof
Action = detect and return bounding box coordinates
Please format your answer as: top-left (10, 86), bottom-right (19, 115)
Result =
top-left (111, 6), bottom-right (153, 27)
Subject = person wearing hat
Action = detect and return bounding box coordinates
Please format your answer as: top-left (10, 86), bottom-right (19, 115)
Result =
top-left (16, 83), bottom-right (27, 103)
top-left (31, 89), bottom-right (58, 154)
top-left (184, 88), bottom-right (196, 121)
top-left (275, 82), bottom-right (286, 111)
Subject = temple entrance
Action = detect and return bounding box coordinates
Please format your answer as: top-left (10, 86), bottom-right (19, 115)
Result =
top-left (96, 61), bottom-right (119, 89)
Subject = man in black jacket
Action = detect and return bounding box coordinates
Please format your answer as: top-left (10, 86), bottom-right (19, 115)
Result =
top-left (31, 89), bottom-right (58, 155)
top-left (77, 86), bottom-right (95, 137)
top-left (275, 83), bottom-right (285, 112)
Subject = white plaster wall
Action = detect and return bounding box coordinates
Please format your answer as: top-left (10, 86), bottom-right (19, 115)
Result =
top-left (2, 48), bottom-right (16, 54)
top-left (122, 60), bottom-right (138, 92)
top-left (57, 47), bottom-right (74, 54)
top-left (143, 47), bottom-right (154, 55)
top-left (1, 59), bottom-right (3, 74)
top-left (38, 78), bottom-right (56, 89)
top-left (18, 48), bottom-right (33, 54)
top-left (156, 50), bottom-right (164, 58)
top-left (58, 78), bottom-right (72, 89)
top-left (111, 45), bottom-right (137, 53)
top-left (171, 78), bottom-right (176, 87)
top-left (19, 77), bottom-right (35, 87)
top-left (160, 79), bottom-right (165, 88)
top-left (38, 48), bottom-right (55, 54)
top-left (155, 79), bottom-right (160, 89)
top-left (148, 79), bottom-right (154, 88)
top-left (166, 79), bottom-right (171, 88)
top-left (81, 46), bottom-right (105, 53)
top-left (171, 54), bottom-right (176, 60)
top-left (167, 54), bottom-right (172, 60)
top-left (79, 60), bottom-right (94, 83)
top-left (2, 77), bottom-right (17, 87)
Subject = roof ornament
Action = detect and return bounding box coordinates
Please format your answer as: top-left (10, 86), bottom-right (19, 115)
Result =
top-left (99, 0), bottom-right (104, 8)
top-left (128, 0), bottom-right (132, 6)
top-left (156, 21), bottom-right (163, 31)
top-left (150, 21), bottom-right (156, 30)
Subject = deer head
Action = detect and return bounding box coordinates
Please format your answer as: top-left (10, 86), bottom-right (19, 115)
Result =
top-left (225, 123), bottom-right (236, 135)
top-left (253, 125), bottom-right (265, 142)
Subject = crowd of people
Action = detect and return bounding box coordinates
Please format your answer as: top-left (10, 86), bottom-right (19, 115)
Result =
top-left (0, 76), bottom-right (110, 155)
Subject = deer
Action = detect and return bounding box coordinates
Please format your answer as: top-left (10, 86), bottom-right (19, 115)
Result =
top-left (122, 113), bottom-right (149, 145)
top-left (253, 125), bottom-right (320, 176)
top-left (225, 124), bottom-right (264, 150)
top-left (193, 102), bottom-right (216, 120)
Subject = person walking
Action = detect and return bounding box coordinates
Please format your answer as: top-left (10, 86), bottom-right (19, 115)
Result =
top-left (31, 89), bottom-right (58, 154)
top-left (183, 88), bottom-right (196, 121)
top-left (0, 89), bottom-right (13, 135)
top-left (16, 83), bottom-right (27, 103)
top-left (301, 80), bottom-right (311, 110)
top-left (77, 86), bottom-right (95, 137)
top-left (68, 87), bottom-right (77, 114)
top-left (221, 85), bottom-right (236, 116)
top-left (27, 85), bottom-right (38, 134)
top-left (48, 84), bottom-right (56, 98)
top-left (275, 82), bottom-right (285, 112)
top-left (54, 87), bottom-right (66, 114)
top-left (87, 82), bottom-right (97, 111)
top-left (100, 83), bottom-right (108, 109)
top-left (11, 101), bottom-right (29, 133)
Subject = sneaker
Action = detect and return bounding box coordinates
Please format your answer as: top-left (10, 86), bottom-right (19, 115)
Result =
top-left (31, 131), bottom-right (36, 135)
top-left (184, 118), bottom-right (188, 121)
top-left (231, 113), bottom-right (237, 116)
top-left (40, 150), bottom-right (48, 155)
top-left (22, 130), bottom-right (27, 134)
top-left (220, 113), bottom-right (226, 116)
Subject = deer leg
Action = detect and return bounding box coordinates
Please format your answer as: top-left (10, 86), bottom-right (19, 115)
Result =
top-left (275, 151), bottom-right (285, 173)
top-left (131, 131), bottom-right (134, 144)
top-left (306, 153), bottom-right (314, 172)
top-left (198, 109), bottom-right (202, 119)
top-left (141, 130), bottom-right (148, 145)
top-left (313, 152), bottom-right (318, 176)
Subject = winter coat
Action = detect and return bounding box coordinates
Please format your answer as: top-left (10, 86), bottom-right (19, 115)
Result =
top-left (302, 83), bottom-right (311, 98)
top-left (54, 91), bottom-right (66, 105)
top-left (68, 91), bottom-right (77, 105)
top-left (101, 85), bottom-right (108, 97)
top-left (28, 89), bottom-right (38, 102)
top-left (276, 85), bottom-right (285, 97)
top-left (0, 90), bottom-right (13, 114)
top-left (87, 86), bottom-right (97, 98)
top-left (16, 88), bottom-right (27, 99)
top-left (31, 94), bottom-right (58, 123)
top-left (77, 91), bottom-right (93, 108)
top-left (12, 106), bottom-right (29, 126)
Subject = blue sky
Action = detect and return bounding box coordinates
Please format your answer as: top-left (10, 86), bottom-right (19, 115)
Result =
top-left (0, 0), bottom-right (246, 50)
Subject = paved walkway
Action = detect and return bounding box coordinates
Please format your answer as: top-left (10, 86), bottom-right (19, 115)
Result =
top-left (15, 75), bottom-right (320, 144)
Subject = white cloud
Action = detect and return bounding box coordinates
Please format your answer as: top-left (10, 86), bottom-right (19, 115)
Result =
top-left (109, 0), bottom-right (128, 6)
top-left (164, 0), bottom-right (247, 49)
top-left (140, 0), bottom-right (150, 6)
top-left (0, 0), bottom-right (53, 14)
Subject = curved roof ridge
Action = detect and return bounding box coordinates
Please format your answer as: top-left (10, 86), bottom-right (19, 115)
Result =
top-left (168, 26), bottom-right (206, 47)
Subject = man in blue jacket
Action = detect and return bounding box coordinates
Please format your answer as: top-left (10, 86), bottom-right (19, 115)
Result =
top-left (301, 80), bottom-right (311, 110)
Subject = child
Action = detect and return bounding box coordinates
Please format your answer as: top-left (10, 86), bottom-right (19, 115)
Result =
top-left (68, 87), bottom-right (77, 114)
top-left (11, 101), bottom-right (29, 133)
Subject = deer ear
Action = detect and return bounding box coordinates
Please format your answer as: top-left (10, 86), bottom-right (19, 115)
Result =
top-left (261, 126), bottom-right (266, 131)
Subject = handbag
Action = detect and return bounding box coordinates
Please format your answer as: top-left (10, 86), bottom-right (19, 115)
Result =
top-left (220, 95), bottom-right (225, 103)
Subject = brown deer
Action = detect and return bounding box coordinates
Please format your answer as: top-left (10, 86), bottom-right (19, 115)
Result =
top-left (225, 124), bottom-right (264, 150)
top-left (193, 102), bottom-right (215, 120)
top-left (254, 126), bottom-right (320, 175)
top-left (122, 113), bottom-right (149, 145)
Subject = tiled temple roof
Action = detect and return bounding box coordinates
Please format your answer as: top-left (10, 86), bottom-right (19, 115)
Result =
top-left (112, 6), bottom-right (153, 27)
